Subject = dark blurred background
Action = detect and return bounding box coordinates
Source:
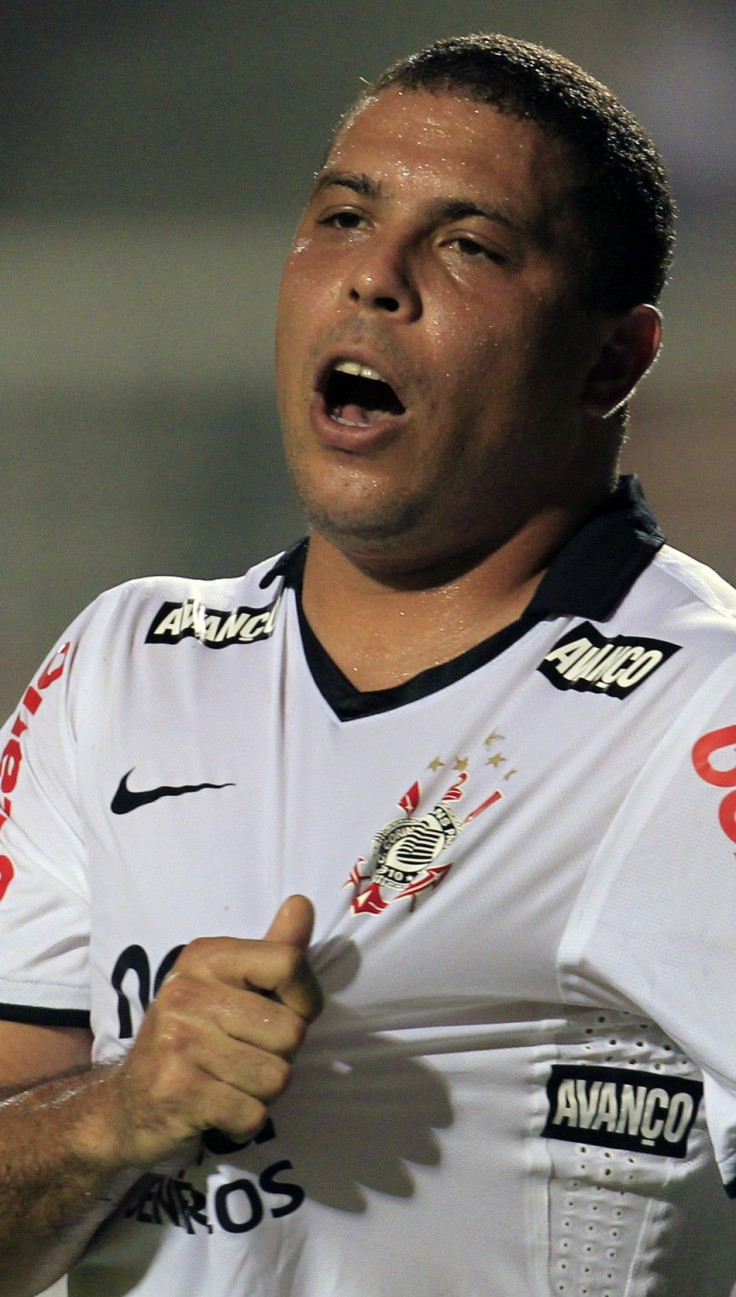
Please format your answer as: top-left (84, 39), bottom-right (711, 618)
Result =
top-left (2, 0), bottom-right (735, 719)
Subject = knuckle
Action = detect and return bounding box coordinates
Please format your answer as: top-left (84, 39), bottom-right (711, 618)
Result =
top-left (281, 1013), bottom-right (307, 1055)
top-left (148, 1066), bottom-right (195, 1112)
top-left (142, 993), bottom-right (202, 1058)
top-left (279, 946), bottom-right (305, 980)
top-left (158, 1013), bottom-right (196, 1055)
top-left (177, 935), bottom-right (217, 967)
top-left (263, 1053), bottom-right (292, 1099)
top-left (267, 948), bottom-right (307, 995)
top-left (157, 974), bottom-right (198, 1017)
top-left (217, 1097), bottom-right (269, 1141)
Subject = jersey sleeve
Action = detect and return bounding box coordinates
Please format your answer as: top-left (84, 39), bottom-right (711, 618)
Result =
top-left (559, 652), bottom-right (736, 1193)
top-left (0, 624), bottom-right (93, 1027)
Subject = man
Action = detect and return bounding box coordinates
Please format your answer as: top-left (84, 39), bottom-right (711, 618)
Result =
top-left (1, 31), bottom-right (736, 1296)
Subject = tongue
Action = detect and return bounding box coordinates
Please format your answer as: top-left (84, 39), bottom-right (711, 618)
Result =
top-left (334, 404), bottom-right (388, 427)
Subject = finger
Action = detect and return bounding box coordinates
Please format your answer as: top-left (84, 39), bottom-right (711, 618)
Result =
top-left (262, 895), bottom-right (322, 1023)
top-left (160, 972), bottom-right (306, 1058)
top-left (193, 1031), bottom-right (293, 1105)
top-left (263, 894), bottom-right (315, 950)
top-left (275, 960), bottom-right (322, 1025)
top-left (167, 904), bottom-right (322, 1023)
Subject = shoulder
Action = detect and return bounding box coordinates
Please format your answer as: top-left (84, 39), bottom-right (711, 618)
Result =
top-left (549, 544), bottom-right (736, 713)
top-left (98, 551), bottom-right (287, 613)
top-left (68, 553), bottom-right (290, 648)
top-left (622, 543), bottom-right (736, 657)
top-left (651, 545), bottom-right (736, 620)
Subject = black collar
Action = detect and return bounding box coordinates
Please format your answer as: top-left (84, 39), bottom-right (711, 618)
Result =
top-left (526, 475), bottom-right (664, 620)
top-left (261, 475), bottom-right (665, 721)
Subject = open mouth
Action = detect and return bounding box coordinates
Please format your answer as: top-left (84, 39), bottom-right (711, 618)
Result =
top-left (323, 361), bottom-right (406, 427)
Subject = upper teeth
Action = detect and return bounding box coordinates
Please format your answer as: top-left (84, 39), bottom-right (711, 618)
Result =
top-left (334, 361), bottom-right (385, 382)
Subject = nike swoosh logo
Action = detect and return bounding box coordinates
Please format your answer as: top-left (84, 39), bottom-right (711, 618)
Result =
top-left (111, 769), bottom-right (235, 815)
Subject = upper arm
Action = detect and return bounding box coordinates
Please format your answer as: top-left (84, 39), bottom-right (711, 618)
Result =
top-left (0, 1020), bottom-right (93, 1091)
top-left (0, 635), bottom-right (92, 1031)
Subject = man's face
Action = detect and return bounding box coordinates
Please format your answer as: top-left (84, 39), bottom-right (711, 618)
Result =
top-left (276, 87), bottom-right (606, 574)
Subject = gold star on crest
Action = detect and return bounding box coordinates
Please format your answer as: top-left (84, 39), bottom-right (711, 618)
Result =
top-left (483, 731), bottom-right (504, 748)
top-left (486, 753), bottom-right (507, 768)
top-left (504, 768), bottom-right (518, 781)
top-left (428, 756), bottom-right (445, 772)
top-left (453, 756), bottom-right (469, 773)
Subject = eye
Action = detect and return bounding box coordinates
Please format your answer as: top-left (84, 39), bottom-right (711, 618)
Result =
top-left (446, 235), bottom-right (507, 264)
top-left (317, 208), bottom-right (367, 231)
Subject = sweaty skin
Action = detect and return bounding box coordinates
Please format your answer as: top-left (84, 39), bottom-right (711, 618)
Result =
top-left (0, 84), bottom-right (661, 1297)
top-left (275, 89), bottom-right (661, 689)
top-left (0, 896), bottom-right (321, 1296)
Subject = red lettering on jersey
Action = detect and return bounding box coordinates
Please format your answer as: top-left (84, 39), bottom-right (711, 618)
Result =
top-left (692, 724), bottom-right (736, 845)
top-left (692, 725), bottom-right (736, 788)
top-left (0, 856), bottom-right (14, 901)
top-left (719, 790), bottom-right (736, 845)
top-left (38, 642), bottom-right (70, 690)
top-left (0, 640), bottom-right (73, 901)
top-left (22, 686), bottom-right (43, 715)
top-left (0, 740), bottom-right (22, 796)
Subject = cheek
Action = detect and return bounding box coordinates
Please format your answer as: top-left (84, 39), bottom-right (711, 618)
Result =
top-left (277, 250), bottom-right (310, 339)
top-left (280, 242), bottom-right (338, 312)
top-left (277, 258), bottom-right (339, 376)
top-left (425, 291), bottom-right (517, 383)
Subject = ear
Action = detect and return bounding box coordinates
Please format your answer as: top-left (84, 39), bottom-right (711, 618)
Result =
top-left (583, 304), bottom-right (662, 418)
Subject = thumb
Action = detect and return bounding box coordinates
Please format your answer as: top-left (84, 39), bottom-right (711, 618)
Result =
top-left (263, 894), bottom-right (315, 951)
top-left (263, 895), bottom-right (322, 1023)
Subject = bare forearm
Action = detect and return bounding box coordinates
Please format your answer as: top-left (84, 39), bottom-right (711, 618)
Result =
top-left (0, 901), bottom-right (322, 1295)
top-left (0, 1068), bottom-right (139, 1296)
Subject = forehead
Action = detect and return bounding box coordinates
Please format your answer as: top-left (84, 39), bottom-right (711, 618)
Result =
top-left (322, 87), bottom-right (578, 228)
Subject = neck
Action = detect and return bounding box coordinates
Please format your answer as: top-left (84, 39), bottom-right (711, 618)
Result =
top-left (301, 497), bottom-right (606, 692)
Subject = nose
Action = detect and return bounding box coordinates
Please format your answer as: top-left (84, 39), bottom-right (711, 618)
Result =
top-left (347, 236), bottom-right (421, 319)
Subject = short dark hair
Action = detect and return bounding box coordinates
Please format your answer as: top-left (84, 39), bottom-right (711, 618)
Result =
top-left (344, 34), bottom-right (675, 313)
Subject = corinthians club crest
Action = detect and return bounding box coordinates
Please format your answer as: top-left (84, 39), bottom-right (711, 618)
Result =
top-left (346, 769), bottom-right (503, 915)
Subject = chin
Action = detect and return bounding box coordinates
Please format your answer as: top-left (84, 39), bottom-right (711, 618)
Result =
top-left (290, 465), bottom-right (419, 538)
top-left (308, 511), bottom-right (412, 552)
top-left (299, 488), bottom-right (425, 546)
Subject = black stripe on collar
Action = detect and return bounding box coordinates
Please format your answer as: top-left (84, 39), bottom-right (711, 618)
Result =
top-left (283, 475), bottom-right (664, 721)
top-left (297, 598), bottom-right (539, 720)
top-left (258, 538), bottom-right (308, 589)
top-left (528, 475), bottom-right (664, 620)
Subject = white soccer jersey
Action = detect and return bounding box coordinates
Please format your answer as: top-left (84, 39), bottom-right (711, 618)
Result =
top-left (2, 477), bottom-right (736, 1296)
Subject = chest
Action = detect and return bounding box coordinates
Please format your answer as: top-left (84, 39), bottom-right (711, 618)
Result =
top-left (77, 611), bottom-right (679, 1056)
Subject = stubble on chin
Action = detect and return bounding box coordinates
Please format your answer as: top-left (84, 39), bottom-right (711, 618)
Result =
top-left (295, 482), bottom-right (424, 548)
top-left (285, 454), bottom-right (423, 558)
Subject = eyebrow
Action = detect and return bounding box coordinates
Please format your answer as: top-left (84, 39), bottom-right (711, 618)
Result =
top-left (311, 170), bottom-right (384, 202)
top-left (310, 169), bottom-right (531, 239)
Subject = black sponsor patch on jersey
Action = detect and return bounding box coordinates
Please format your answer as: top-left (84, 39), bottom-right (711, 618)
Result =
top-left (146, 593), bottom-right (282, 648)
top-left (538, 622), bottom-right (680, 698)
top-left (542, 1064), bottom-right (702, 1158)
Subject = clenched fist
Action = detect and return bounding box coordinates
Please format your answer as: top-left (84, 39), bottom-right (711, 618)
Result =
top-left (81, 895), bottom-right (322, 1170)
